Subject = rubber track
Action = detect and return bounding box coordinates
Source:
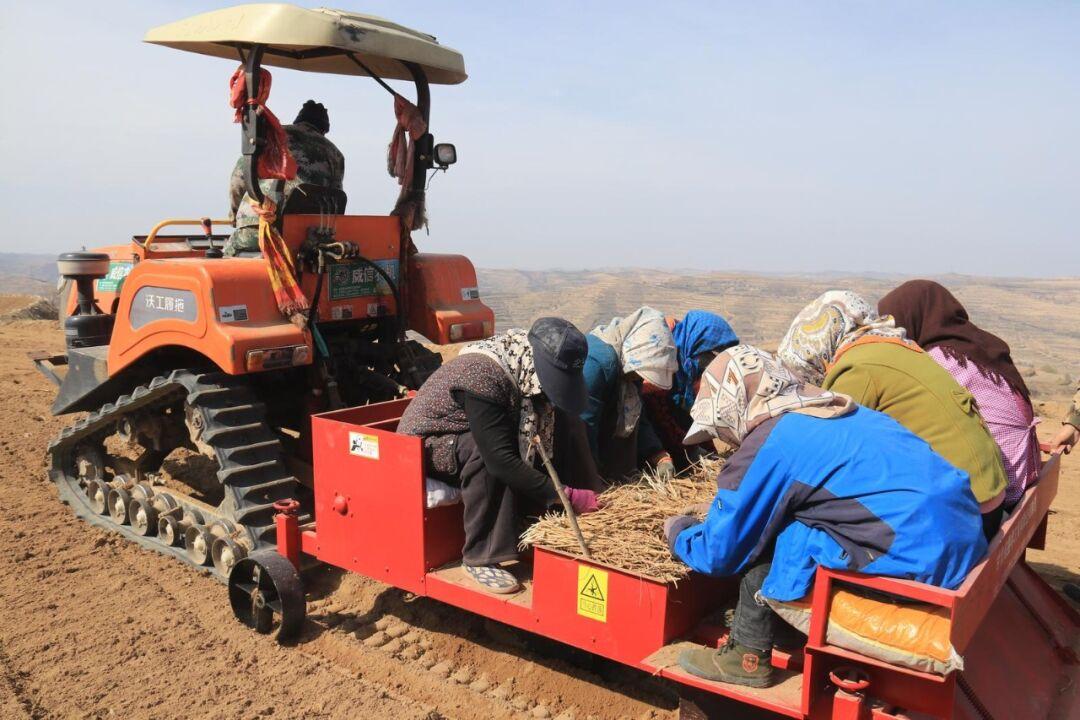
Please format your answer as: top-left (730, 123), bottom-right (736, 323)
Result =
top-left (47, 370), bottom-right (307, 580)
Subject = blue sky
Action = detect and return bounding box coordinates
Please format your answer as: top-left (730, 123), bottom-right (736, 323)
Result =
top-left (1, 1), bottom-right (1077, 276)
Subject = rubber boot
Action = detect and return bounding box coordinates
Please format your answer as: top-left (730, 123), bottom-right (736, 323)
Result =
top-left (678, 638), bottom-right (775, 688)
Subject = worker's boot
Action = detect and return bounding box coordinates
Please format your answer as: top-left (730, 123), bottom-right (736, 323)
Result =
top-left (678, 638), bottom-right (775, 688)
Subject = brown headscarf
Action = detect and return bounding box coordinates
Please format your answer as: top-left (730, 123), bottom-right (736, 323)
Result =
top-left (877, 280), bottom-right (1030, 402)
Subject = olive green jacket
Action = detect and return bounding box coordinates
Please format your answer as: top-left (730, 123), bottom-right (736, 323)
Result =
top-left (823, 341), bottom-right (1008, 507)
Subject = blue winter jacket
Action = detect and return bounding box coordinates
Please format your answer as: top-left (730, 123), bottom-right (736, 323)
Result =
top-left (669, 407), bottom-right (987, 602)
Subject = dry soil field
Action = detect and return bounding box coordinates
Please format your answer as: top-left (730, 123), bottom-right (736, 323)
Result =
top-left (0, 272), bottom-right (1076, 719)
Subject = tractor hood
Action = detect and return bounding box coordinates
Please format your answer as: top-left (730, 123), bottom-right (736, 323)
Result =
top-left (144, 3), bottom-right (467, 84)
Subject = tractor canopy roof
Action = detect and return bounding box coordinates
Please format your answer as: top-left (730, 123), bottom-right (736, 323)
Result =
top-left (144, 3), bottom-right (467, 85)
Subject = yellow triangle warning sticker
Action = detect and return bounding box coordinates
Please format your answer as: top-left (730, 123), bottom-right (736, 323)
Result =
top-left (580, 574), bottom-right (605, 601)
top-left (576, 565), bottom-right (608, 622)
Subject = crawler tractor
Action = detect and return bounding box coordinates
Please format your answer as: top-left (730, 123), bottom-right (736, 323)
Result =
top-left (33, 4), bottom-right (493, 578)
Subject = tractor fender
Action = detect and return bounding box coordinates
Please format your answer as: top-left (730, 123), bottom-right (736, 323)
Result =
top-left (107, 258), bottom-right (310, 377)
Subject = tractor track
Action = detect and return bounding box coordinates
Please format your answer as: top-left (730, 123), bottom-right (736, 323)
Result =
top-left (47, 369), bottom-right (310, 578)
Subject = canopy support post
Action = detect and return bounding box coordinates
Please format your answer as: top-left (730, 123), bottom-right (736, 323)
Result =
top-left (241, 44), bottom-right (266, 204)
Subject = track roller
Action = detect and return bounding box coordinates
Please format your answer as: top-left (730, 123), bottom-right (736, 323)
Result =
top-left (228, 550), bottom-right (305, 642)
top-left (184, 524), bottom-right (214, 565)
top-left (158, 515), bottom-right (183, 546)
top-left (108, 487), bottom-right (132, 525)
top-left (131, 483), bottom-right (156, 501)
top-left (86, 479), bottom-right (112, 515)
top-left (74, 446), bottom-right (106, 485)
top-left (212, 536), bottom-right (246, 576)
top-left (129, 497), bottom-right (159, 537)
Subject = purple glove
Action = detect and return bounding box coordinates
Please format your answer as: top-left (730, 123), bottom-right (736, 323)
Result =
top-left (565, 487), bottom-right (601, 515)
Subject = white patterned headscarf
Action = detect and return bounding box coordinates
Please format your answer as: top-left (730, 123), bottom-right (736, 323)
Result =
top-left (591, 307), bottom-right (678, 437)
top-left (685, 345), bottom-right (854, 446)
top-left (460, 329), bottom-right (553, 461)
top-left (778, 290), bottom-right (910, 385)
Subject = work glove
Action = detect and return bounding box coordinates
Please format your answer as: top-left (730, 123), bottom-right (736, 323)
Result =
top-left (564, 487), bottom-right (601, 515)
top-left (652, 454), bottom-right (675, 482)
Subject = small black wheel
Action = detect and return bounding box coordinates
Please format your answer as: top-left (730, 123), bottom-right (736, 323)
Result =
top-left (184, 524), bottom-right (213, 565)
top-left (108, 487), bottom-right (132, 525)
top-left (86, 479), bottom-right (112, 515)
top-left (212, 536), bottom-right (246, 576)
top-left (228, 550), bottom-right (305, 642)
top-left (129, 497), bottom-right (159, 537)
top-left (158, 515), bottom-right (183, 546)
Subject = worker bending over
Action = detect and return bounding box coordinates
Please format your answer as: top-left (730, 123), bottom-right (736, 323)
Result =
top-left (879, 280), bottom-right (1041, 509)
top-left (226, 100), bottom-right (346, 256)
top-left (641, 310), bottom-right (739, 468)
top-left (778, 290), bottom-right (1008, 538)
top-left (398, 318), bottom-right (600, 595)
top-left (581, 307), bottom-right (679, 481)
top-left (664, 345), bottom-right (987, 688)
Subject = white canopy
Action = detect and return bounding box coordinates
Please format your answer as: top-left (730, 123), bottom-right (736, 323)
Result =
top-left (144, 4), bottom-right (467, 85)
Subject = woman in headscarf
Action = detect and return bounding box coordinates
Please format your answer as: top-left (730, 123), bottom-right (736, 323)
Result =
top-left (664, 345), bottom-right (987, 688)
top-left (879, 280), bottom-right (1041, 508)
top-left (398, 318), bottom-right (600, 594)
top-left (581, 307), bottom-right (679, 481)
top-left (777, 290), bottom-right (1008, 537)
top-left (640, 311), bottom-right (740, 467)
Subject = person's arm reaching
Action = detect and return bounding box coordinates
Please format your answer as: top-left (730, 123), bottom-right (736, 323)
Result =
top-left (1050, 384), bottom-right (1080, 454)
top-left (665, 436), bottom-right (790, 576)
top-left (460, 393), bottom-right (559, 505)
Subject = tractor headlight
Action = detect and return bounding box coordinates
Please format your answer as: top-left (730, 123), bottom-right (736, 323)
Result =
top-left (434, 143), bottom-right (457, 168)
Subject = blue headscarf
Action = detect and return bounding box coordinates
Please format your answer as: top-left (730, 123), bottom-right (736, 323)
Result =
top-left (671, 311), bottom-right (739, 410)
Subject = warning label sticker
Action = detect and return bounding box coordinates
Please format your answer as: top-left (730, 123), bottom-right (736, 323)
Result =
top-left (348, 431), bottom-right (380, 460)
top-left (577, 565), bottom-right (608, 622)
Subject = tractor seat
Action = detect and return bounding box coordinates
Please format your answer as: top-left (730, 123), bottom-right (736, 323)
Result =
top-left (229, 184), bottom-right (348, 259)
top-left (280, 183), bottom-right (348, 216)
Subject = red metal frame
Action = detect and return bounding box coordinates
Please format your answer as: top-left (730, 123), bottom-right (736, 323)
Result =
top-left (279, 399), bottom-right (1078, 719)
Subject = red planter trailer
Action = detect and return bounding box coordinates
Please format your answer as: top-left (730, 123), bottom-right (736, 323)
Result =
top-left (228, 398), bottom-right (1080, 720)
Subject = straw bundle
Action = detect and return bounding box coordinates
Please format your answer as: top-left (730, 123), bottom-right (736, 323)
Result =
top-left (519, 458), bottom-right (723, 583)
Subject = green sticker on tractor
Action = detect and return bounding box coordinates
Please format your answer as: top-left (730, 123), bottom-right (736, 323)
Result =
top-left (328, 260), bottom-right (399, 300)
top-left (97, 261), bottom-right (133, 293)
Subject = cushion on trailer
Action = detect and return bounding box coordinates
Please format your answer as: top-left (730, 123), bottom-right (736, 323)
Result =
top-left (766, 589), bottom-right (963, 675)
top-left (426, 477), bottom-right (461, 508)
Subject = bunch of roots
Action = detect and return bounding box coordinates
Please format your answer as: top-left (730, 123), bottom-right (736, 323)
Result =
top-left (520, 458), bottom-right (722, 583)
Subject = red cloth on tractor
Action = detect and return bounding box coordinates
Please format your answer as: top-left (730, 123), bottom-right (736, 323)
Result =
top-left (249, 199), bottom-right (309, 329)
top-left (388, 95), bottom-right (428, 230)
top-left (229, 66), bottom-right (297, 181)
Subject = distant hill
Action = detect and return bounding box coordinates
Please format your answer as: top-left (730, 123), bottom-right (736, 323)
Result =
top-left (476, 268), bottom-right (1079, 405)
top-left (0, 253), bottom-right (56, 296)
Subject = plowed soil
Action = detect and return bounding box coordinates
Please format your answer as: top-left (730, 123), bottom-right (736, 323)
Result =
top-left (1, 315), bottom-right (1076, 720)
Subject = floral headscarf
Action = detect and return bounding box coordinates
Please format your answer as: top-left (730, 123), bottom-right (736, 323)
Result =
top-left (672, 311), bottom-right (740, 411)
top-left (778, 290), bottom-right (912, 385)
top-left (591, 307), bottom-right (678, 437)
top-left (686, 344), bottom-right (854, 446)
top-left (460, 329), bottom-right (553, 461)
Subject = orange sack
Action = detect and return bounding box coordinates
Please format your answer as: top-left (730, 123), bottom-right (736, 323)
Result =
top-left (768, 588), bottom-right (962, 675)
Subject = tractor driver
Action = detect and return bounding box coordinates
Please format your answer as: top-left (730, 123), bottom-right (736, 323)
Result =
top-left (225, 100), bottom-right (346, 256)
